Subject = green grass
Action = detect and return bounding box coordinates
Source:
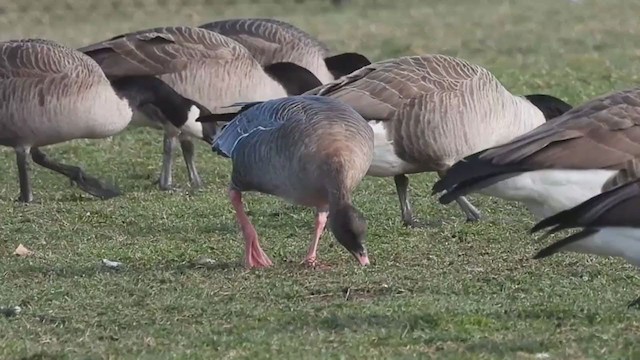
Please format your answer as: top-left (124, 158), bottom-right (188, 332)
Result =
top-left (2, 0), bottom-right (640, 358)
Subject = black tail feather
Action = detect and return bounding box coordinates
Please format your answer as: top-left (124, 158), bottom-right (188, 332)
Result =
top-left (533, 229), bottom-right (599, 259)
top-left (432, 150), bottom-right (529, 203)
top-left (196, 101), bottom-right (263, 124)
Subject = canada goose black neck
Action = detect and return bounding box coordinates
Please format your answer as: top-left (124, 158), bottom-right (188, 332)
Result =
top-left (524, 94), bottom-right (573, 121)
top-left (263, 62), bottom-right (323, 95)
top-left (109, 75), bottom-right (213, 131)
top-left (324, 52), bottom-right (372, 79)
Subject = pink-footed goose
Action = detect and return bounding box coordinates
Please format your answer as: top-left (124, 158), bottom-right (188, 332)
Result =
top-left (530, 176), bottom-right (640, 307)
top-left (197, 95), bottom-right (373, 268)
top-left (78, 26), bottom-right (322, 191)
top-left (0, 39), bottom-right (208, 202)
top-left (305, 54), bottom-right (572, 227)
top-left (199, 18), bottom-right (371, 84)
top-left (434, 87), bottom-right (640, 220)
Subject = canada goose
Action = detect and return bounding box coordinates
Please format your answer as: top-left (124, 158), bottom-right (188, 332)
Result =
top-left (0, 39), bottom-right (210, 202)
top-left (199, 18), bottom-right (371, 83)
top-left (304, 54), bottom-right (573, 227)
top-left (197, 95), bottom-right (373, 268)
top-left (434, 87), bottom-right (640, 220)
top-left (79, 26), bottom-right (322, 190)
top-left (530, 178), bottom-right (640, 307)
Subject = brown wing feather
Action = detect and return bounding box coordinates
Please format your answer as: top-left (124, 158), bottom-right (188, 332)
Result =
top-left (305, 55), bottom-right (488, 121)
top-left (481, 88), bottom-right (640, 170)
top-left (80, 26), bottom-right (241, 78)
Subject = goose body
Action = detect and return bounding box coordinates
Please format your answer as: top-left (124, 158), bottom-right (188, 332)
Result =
top-left (199, 18), bottom-right (371, 83)
top-left (0, 39), bottom-right (205, 202)
top-left (531, 179), bottom-right (640, 306)
top-left (200, 95), bottom-right (374, 268)
top-left (434, 87), bottom-right (640, 220)
top-left (79, 26), bottom-right (322, 190)
top-left (305, 54), bottom-right (572, 227)
top-left (0, 41), bottom-right (131, 148)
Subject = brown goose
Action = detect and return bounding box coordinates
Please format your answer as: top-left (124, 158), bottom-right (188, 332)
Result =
top-left (79, 26), bottom-right (322, 190)
top-left (530, 178), bottom-right (640, 307)
top-left (305, 54), bottom-right (572, 227)
top-left (0, 39), bottom-right (209, 202)
top-left (197, 95), bottom-right (373, 268)
top-left (199, 18), bottom-right (371, 84)
top-left (434, 87), bottom-right (640, 220)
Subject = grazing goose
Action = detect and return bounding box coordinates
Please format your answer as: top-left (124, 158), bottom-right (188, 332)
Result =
top-left (199, 18), bottom-right (371, 83)
top-left (530, 178), bottom-right (640, 307)
top-left (434, 87), bottom-right (640, 220)
top-left (0, 39), bottom-right (208, 202)
top-left (79, 26), bottom-right (322, 190)
top-left (305, 54), bottom-right (573, 227)
top-left (197, 95), bottom-right (373, 268)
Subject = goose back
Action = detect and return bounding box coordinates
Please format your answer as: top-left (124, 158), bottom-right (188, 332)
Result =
top-left (200, 18), bottom-right (335, 84)
top-left (305, 55), bottom-right (546, 171)
top-left (215, 95), bottom-right (374, 207)
top-left (80, 26), bottom-right (288, 124)
top-left (0, 39), bottom-right (132, 148)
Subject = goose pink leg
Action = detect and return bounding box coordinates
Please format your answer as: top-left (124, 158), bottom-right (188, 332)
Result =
top-left (229, 189), bottom-right (273, 268)
top-left (302, 209), bottom-right (328, 267)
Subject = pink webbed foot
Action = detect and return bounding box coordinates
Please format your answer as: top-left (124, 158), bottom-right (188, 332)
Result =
top-left (245, 239), bottom-right (273, 269)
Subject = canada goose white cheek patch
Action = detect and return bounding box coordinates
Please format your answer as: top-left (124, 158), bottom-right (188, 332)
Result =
top-left (180, 105), bottom-right (204, 139)
top-left (366, 121), bottom-right (414, 177)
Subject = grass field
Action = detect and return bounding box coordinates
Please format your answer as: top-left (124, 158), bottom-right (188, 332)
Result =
top-left (2, 0), bottom-right (640, 358)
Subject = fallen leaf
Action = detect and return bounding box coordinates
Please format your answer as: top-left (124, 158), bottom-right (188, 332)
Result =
top-left (14, 244), bottom-right (33, 257)
top-left (101, 259), bottom-right (123, 269)
top-left (194, 256), bottom-right (216, 268)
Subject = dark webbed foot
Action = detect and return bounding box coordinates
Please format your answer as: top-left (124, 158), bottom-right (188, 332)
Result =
top-left (31, 148), bottom-right (121, 200)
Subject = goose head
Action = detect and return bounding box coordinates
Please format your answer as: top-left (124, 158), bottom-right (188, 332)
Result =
top-left (330, 204), bottom-right (369, 266)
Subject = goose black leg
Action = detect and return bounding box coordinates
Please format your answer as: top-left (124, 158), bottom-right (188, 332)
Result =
top-left (15, 147), bottom-right (33, 203)
top-left (454, 196), bottom-right (482, 222)
top-left (437, 170), bottom-right (481, 222)
top-left (394, 174), bottom-right (424, 228)
top-left (30, 147), bottom-right (120, 200)
top-left (179, 135), bottom-right (203, 189)
top-left (159, 133), bottom-right (176, 191)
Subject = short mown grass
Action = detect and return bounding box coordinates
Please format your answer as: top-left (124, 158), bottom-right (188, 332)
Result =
top-left (2, 0), bottom-right (640, 358)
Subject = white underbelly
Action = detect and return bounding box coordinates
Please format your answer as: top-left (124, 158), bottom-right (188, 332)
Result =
top-left (561, 228), bottom-right (640, 268)
top-left (366, 121), bottom-right (417, 177)
top-left (479, 169), bottom-right (617, 219)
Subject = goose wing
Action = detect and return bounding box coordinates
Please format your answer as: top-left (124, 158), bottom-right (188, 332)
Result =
top-left (79, 26), bottom-right (242, 78)
top-left (213, 98), bottom-right (303, 157)
top-left (530, 179), bottom-right (640, 259)
top-left (200, 18), bottom-right (330, 58)
top-left (0, 39), bottom-right (98, 80)
top-left (305, 54), bottom-right (488, 121)
top-left (434, 87), bottom-right (640, 199)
